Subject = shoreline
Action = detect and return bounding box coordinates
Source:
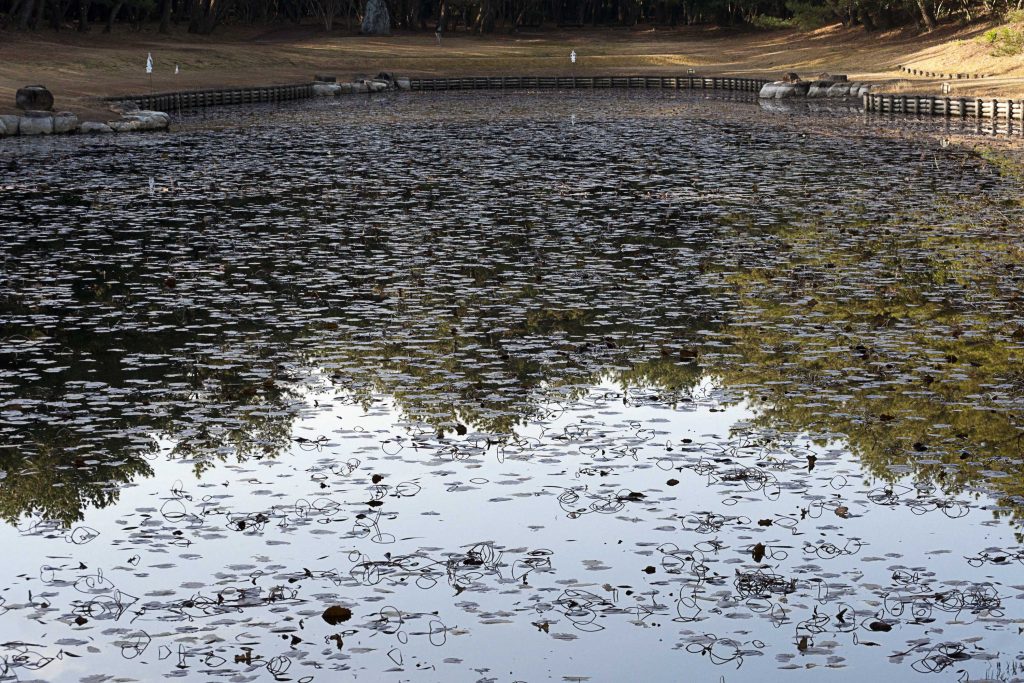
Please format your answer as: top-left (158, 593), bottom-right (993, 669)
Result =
top-left (5, 72), bottom-right (1024, 138)
top-left (4, 24), bottom-right (1024, 123)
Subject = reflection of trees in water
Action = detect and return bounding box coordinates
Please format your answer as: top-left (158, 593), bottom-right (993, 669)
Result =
top-left (9, 199), bottom-right (1024, 525)
top-left (0, 217), bottom-right (712, 524)
top-left (711, 206), bottom-right (1024, 528)
top-left (0, 292), bottom-right (305, 524)
top-left (0, 435), bottom-right (154, 526)
top-left (4, 136), bottom-right (1023, 529)
top-left (318, 305), bottom-right (707, 436)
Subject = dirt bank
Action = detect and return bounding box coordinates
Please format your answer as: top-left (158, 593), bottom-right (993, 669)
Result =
top-left (2, 22), bottom-right (1024, 121)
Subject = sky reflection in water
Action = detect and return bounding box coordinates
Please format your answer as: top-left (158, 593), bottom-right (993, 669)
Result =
top-left (1, 91), bottom-right (1024, 681)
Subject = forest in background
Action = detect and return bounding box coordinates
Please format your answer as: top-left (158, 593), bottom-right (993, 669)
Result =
top-left (1, 0), bottom-right (1022, 38)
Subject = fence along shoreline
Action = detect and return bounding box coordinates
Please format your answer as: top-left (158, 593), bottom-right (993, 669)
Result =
top-left (863, 92), bottom-right (1024, 121)
top-left (104, 77), bottom-right (1024, 123)
top-left (104, 76), bottom-right (769, 110)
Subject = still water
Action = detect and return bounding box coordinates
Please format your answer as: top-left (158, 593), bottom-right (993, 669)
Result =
top-left (2, 91), bottom-right (1024, 682)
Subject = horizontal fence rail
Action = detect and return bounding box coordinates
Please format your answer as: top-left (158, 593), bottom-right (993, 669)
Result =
top-left (103, 77), bottom-right (768, 113)
top-left (864, 93), bottom-right (1024, 120)
top-left (103, 83), bottom-right (316, 111)
top-left (408, 76), bottom-right (770, 92)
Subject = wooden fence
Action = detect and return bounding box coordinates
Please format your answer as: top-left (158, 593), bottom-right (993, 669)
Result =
top-left (897, 65), bottom-right (990, 80)
top-left (103, 83), bottom-right (315, 111)
top-left (408, 76), bottom-right (769, 92)
top-left (864, 93), bottom-right (1024, 120)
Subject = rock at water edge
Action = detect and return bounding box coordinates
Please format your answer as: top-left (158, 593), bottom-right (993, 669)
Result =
top-left (18, 113), bottom-right (54, 135)
top-left (0, 114), bottom-right (18, 135)
top-left (53, 112), bottom-right (79, 134)
top-left (80, 121), bottom-right (114, 134)
top-left (807, 81), bottom-right (833, 98)
top-left (312, 83), bottom-right (342, 97)
top-left (109, 119), bottom-right (142, 132)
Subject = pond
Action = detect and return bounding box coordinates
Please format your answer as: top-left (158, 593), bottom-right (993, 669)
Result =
top-left (2, 91), bottom-right (1024, 682)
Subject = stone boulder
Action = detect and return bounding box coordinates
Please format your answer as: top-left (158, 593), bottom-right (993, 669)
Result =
top-left (826, 83), bottom-right (855, 97)
top-left (16, 85), bottom-right (54, 111)
top-left (18, 111), bottom-right (53, 135)
top-left (351, 79), bottom-right (388, 93)
top-left (759, 81), bottom-right (810, 99)
top-left (109, 110), bottom-right (170, 133)
top-left (109, 119), bottom-right (141, 132)
top-left (0, 118), bottom-right (6, 137)
top-left (0, 114), bottom-right (17, 136)
top-left (124, 110), bottom-right (171, 130)
top-left (807, 81), bottom-right (833, 97)
top-left (53, 112), bottom-right (79, 134)
top-left (313, 83), bottom-right (342, 96)
top-left (109, 100), bottom-right (141, 115)
top-left (80, 121), bottom-right (114, 134)
top-left (361, 0), bottom-right (390, 34)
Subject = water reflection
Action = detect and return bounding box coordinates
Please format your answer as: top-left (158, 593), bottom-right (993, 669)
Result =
top-left (1, 91), bottom-right (1024, 680)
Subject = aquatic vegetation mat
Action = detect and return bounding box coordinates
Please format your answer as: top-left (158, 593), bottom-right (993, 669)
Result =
top-left (1, 91), bottom-right (1024, 682)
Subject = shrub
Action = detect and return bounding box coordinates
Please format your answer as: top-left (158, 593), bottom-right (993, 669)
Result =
top-left (749, 14), bottom-right (798, 29)
top-left (784, 0), bottom-right (835, 29)
top-left (982, 26), bottom-right (1024, 56)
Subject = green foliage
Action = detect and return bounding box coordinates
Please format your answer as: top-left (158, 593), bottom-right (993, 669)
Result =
top-left (1005, 7), bottom-right (1024, 22)
top-left (748, 13), bottom-right (797, 28)
top-left (982, 25), bottom-right (1024, 56)
top-left (784, 0), bottom-right (835, 28)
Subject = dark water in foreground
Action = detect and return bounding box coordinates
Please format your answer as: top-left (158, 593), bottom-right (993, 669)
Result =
top-left (2, 91), bottom-right (1024, 682)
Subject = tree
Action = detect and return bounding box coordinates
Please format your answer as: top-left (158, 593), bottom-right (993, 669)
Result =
top-left (361, 0), bottom-right (390, 32)
top-left (306, 0), bottom-right (341, 29)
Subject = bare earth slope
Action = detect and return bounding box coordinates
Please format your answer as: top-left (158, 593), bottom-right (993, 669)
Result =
top-left (2, 22), bottom-right (1024, 120)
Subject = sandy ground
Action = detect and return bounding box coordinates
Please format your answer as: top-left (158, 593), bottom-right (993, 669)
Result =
top-left (2, 22), bottom-right (1024, 120)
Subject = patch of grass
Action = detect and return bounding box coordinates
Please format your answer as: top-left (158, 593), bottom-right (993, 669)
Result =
top-left (1005, 8), bottom-right (1024, 23)
top-left (977, 146), bottom-right (1024, 187)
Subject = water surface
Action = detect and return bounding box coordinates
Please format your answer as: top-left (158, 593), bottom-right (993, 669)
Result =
top-left (2, 91), bottom-right (1024, 682)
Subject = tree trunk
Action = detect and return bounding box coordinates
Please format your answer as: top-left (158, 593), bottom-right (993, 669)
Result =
top-left (159, 0), bottom-right (172, 33)
top-left (104, 0), bottom-right (122, 30)
top-left (17, 0), bottom-right (36, 29)
top-left (914, 0), bottom-right (936, 30)
top-left (360, 0), bottom-right (390, 32)
top-left (77, 0), bottom-right (90, 30)
top-left (188, 0), bottom-right (221, 33)
top-left (50, 0), bottom-right (66, 30)
top-left (473, 0), bottom-right (494, 31)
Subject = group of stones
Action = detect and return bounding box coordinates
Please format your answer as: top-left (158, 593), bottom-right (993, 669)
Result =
top-left (311, 72), bottom-right (410, 96)
top-left (759, 72), bottom-right (873, 100)
top-left (0, 85), bottom-right (170, 137)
